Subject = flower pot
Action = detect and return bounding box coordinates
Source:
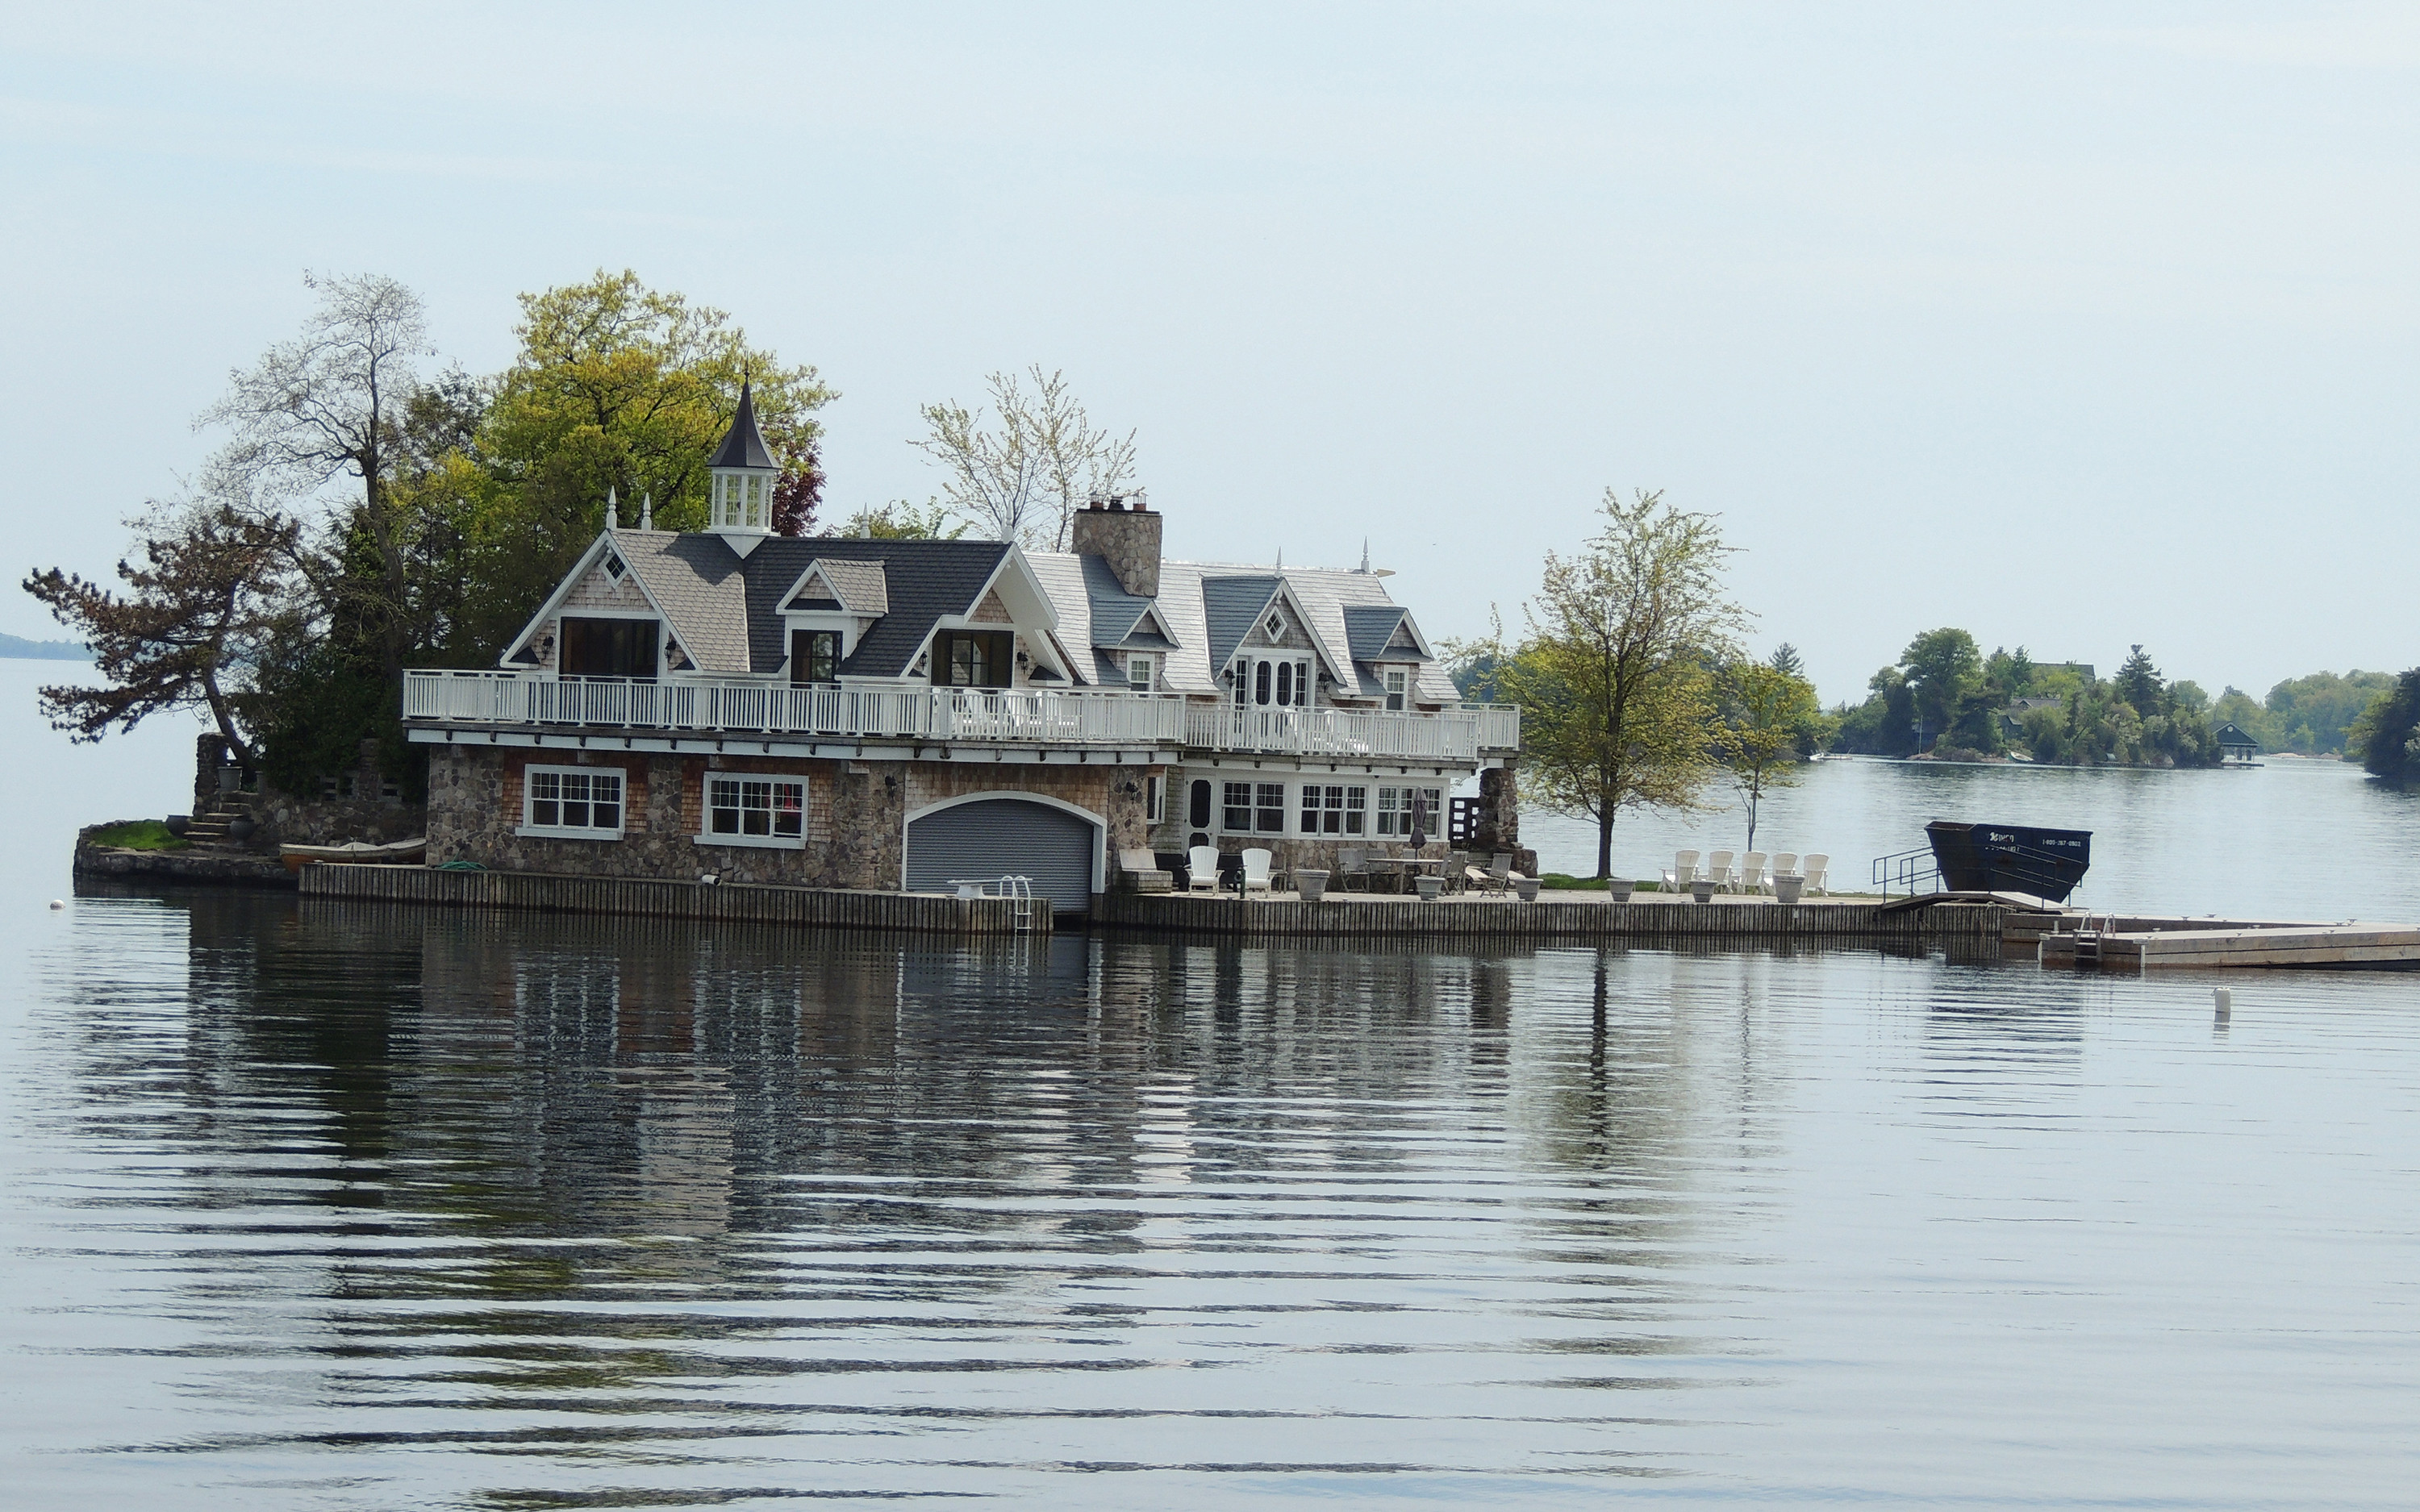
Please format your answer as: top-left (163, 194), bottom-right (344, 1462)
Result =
top-left (165, 814), bottom-right (190, 836)
top-left (1513, 877), bottom-right (1542, 903)
top-left (1296, 868), bottom-right (1330, 902)
top-left (1416, 874), bottom-right (1445, 902)
top-left (227, 815), bottom-right (257, 843)
top-left (1690, 877), bottom-right (1717, 904)
top-left (1605, 880), bottom-right (1634, 903)
top-left (1774, 874), bottom-right (1805, 905)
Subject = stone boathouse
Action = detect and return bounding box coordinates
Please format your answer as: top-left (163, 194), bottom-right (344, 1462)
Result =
top-left (405, 385), bottom-right (1523, 914)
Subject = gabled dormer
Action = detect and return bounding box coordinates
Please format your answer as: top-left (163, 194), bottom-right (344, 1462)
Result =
top-left (707, 380), bottom-right (778, 557)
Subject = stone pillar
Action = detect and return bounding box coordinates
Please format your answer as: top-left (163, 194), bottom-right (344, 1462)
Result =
top-left (1471, 763), bottom-right (1536, 877)
top-left (194, 733), bottom-right (229, 814)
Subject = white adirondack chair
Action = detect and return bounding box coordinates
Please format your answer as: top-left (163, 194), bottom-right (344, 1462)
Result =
top-left (1800, 853), bottom-right (1830, 896)
top-left (1736, 852), bottom-right (1767, 894)
top-left (1765, 853), bottom-right (1799, 894)
top-left (1663, 850), bottom-right (1699, 889)
top-left (1187, 844), bottom-right (1220, 892)
top-left (1241, 848), bottom-right (1275, 897)
top-left (1704, 851), bottom-right (1736, 892)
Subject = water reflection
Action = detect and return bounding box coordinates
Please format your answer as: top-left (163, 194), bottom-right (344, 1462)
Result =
top-left (16, 889), bottom-right (2420, 1508)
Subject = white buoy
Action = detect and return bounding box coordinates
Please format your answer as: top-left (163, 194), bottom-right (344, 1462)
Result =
top-left (48, 900), bottom-right (65, 910)
top-left (2214, 987), bottom-right (2232, 1014)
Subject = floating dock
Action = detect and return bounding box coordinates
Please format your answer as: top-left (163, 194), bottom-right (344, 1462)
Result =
top-left (2038, 918), bottom-right (2420, 971)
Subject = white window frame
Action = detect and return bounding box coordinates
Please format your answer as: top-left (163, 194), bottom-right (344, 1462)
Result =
top-left (699, 773), bottom-right (807, 849)
top-left (1253, 781), bottom-right (1288, 835)
top-left (1374, 784), bottom-right (1445, 838)
top-left (1383, 668), bottom-right (1408, 713)
top-left (1299, 783), bottom-right (1367, 836)
top-left (1126, 653), bottom-right (1156, 691)
top-left (1221, 780), bottom-right (1254, 834)
top-left (519, 764), bottom-right (626, 840)
top-left (1145, 773), bottom-right (1166, 825)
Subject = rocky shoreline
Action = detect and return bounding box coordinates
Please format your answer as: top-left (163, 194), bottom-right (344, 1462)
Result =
top-left (73, 823), bottom-right (294, 889)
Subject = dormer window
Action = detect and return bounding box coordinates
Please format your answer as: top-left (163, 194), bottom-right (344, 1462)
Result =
top-left (1383, 668), bottom-right (1408, 712)
top-left (1125, 654), bottom-right (1156, 691)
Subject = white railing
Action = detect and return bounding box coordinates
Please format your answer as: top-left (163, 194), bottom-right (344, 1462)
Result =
top-left (404, 670), bottom-right (1187, 746)
top-left (1474, 703), bottom-right (1522, 751)
top-left (1185, 704), bottom-right (1491, 760)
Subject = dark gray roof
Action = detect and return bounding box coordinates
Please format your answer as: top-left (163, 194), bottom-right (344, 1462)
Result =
top-left (708, 382), bottom-right (777, 470)
top-left (1201, 574), bottom-right (1283, 672)
top-left (1342, 605), bottom-right (1413, 663)
top-left (608, 530), bottom-right (1008, 677)
top-left (1080, 555), bottom-right (1153, 647)
top-left (788, 596), bottom-right (845, 611)
top-left (2215, 721), bottom-right (2259, 747)
top-left (739, 535), bottom-right (1009, 676)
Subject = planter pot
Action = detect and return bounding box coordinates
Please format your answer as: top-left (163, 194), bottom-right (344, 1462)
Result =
top-left (1690, 877), bottom-right (1717, 904)
top-left (1416, 874), bottom-right (1445, 902)
top-left (165, 814), bottom-right (191, 836)
top-left (226, 816), bottom-right (257, 843)
top-left (1774, 875), bottom-right (1805, 904)
top-left (1513, 877), bottom-right (1542, 903)
top-left (1296, 868), bottom-right (1330, 903)
top-left (1605, 880), bottom-right (1634, 903)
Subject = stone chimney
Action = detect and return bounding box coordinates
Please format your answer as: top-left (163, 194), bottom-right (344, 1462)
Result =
top-left (1070, 491), bottom-right (1162, 598)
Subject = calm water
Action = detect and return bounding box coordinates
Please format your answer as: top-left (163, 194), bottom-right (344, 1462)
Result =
top-left (6, 662), bottom-right (2420, 1507)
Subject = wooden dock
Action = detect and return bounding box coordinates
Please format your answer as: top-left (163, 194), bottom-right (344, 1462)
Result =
top-left (2038, 919), bottom-right (2420, 971)
top-left (299, 864), bottom-right (1045, 935)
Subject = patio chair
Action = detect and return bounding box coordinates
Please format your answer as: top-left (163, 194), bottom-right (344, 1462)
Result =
top-left (1187, 844), bottom-right (1220, 893)
top-left (1800, 854), bottom-right (1830, 896)
top-left (1445, 848), bottom-right (1469, 894)
top-left (1764, 853), bottom-right (1799, 894)
top-left (1479, 852), bottom-right (1515, 895)
top-left (1736, 852), bottom-right (1767, 895)
top-left (1662, 850), bottom-right (1699, 890)
top-left (1704, 851), bottom-right (1736, 893)
top-left (1241, 848), bottom-right (1275, 897)
top-left (1337, 848), bottom-right (1371, 892)
top-left (1118, 848), bottom-right (1172, 893)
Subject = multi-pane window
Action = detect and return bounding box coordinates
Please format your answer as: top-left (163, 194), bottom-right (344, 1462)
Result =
top-left (1299, 784), bottom-right (1367, 835)
top-left (1126, 655), bottom-right (1155, 690)
top-left (1233, 656), bottom-right (1316, 707)
top-left (703, 775), bottom-right (804, 844)
top-left (1222, 781), bottom-right (1254, 832)
top-left (792, 629), bottom-right (840, 684)
top-left (1254, 782), bottom-right (1287, 834)
top-left (524, 766), bottom-right (624, 837)
top-left (935, 631), bottom-right (1012, 689)
top-left (1375, 785), bottom-right (1445, 837)
top-left (1383, 668), bottom-right (1408, 712)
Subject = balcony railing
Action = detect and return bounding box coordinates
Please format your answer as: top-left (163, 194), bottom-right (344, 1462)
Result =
top-left (404, 671), bottom-right (1522, 760)
top-left (1187, 704), bottom-right (1493, 761)
top-left (404, 670), bottom-right (1187, 745)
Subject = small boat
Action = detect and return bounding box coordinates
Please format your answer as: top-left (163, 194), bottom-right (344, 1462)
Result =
top-left (280, 837), bottom-right (428, 873)
top-left (1926, 821), bottom-right (2090, 902)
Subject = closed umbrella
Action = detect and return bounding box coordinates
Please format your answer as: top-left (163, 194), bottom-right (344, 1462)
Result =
top-left (1408, 791), bottom-right (1429, 851)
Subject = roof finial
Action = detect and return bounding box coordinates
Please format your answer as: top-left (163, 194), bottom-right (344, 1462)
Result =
top-left (640, 492), bottom-right (653, 531)
top-left (1359, 538), bottom-right (1370, 573)
top-left (1275, 547), bottom-right (1283, 569)
top-left (605, 485), bottom-right (618, 531)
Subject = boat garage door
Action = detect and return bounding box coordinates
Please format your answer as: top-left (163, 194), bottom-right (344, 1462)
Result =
top-left (904, 798), bottom-right (1098, 915)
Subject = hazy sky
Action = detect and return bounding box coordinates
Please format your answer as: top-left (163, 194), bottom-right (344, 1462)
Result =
top-left (4, 2), bottom-right (2413, 704)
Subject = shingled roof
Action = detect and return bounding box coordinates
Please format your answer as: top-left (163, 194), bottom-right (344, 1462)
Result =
top-left (707, 381), bottom-right (777, 470)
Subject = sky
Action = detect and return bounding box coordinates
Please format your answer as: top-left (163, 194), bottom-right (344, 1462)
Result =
top-left (2, 2), bottom-right (2414, 706)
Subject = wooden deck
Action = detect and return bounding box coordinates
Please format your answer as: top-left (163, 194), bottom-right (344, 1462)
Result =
top-left (2039, 920), bottom-right (2420, 971)
top-left (1095, 890), bottom-right (2006, 941)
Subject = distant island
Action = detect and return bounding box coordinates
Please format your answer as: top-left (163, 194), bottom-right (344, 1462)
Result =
top-left (0, 632), bottom-right (88, 660)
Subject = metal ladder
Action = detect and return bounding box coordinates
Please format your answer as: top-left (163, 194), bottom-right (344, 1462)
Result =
top-left (999, 875), bottom-right (1037, 934)
top-left (2070, 912), bottom-right (2104, 966)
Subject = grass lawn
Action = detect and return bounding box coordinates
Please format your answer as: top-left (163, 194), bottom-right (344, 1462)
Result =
top-left (87, 819), bottom-right (190, 851)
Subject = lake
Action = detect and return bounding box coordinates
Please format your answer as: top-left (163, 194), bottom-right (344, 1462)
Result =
top-left (5, 660), bottom-right (2420, 1507)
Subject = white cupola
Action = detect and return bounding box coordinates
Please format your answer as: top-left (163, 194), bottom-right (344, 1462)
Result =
top-left (707, 379), bottom-right (778, 556)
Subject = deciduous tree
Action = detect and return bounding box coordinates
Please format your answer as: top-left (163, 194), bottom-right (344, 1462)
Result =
top-left (915, 366), bottom-right (1136, 550)
top-left (1713, 661), bottom-right (1817, 852)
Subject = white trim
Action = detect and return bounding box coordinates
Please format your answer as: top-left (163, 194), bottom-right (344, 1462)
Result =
top-left (901, 789), bottom-right (1108, 895)
top-left (696, 771), bottom-right (808, 850)
top-left (517, 763), bottom-right (628, 839)
top-left (499, 531), bottom-right (699, 675)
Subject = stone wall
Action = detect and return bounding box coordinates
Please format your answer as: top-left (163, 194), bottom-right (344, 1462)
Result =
top-left (428, 744), bottom-right (1153, 899)
top-left (1069, 502), bottom-right (1162, 598)
top-left (194, 734), bottom-right (428, 849)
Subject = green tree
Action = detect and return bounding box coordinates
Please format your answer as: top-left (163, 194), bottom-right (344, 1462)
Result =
top-left (23, 498), bottom-right (300, 764)
top-left (914, 366), bottom-right (1137, 549)
top-left (1767, 642), bottom-right (1805, 678)
top-left (832, 499), bottom-right (969, 540)
top-left (2113, 644), bottom-right (2164, 716)
top-left (1471, 489), bottom-right (1746, 879)
top-left (469, 269), bottom-right (834, 650)
top-left (1899, 627), bottom-right (1981, 750)
top-left (1713, 661), bottom-right (1817, 852)
top-left (2265, 670), bottom-right (2393, 755)
top-left (2351, 670), bottom-right (2420, 781)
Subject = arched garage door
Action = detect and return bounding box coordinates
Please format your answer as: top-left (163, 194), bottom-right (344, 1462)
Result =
top-left (905, 798), bottom-right (1099, 915)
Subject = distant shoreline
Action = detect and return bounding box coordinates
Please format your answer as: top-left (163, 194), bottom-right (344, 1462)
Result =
top-left (0, 635), bottom-right (89, 661)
